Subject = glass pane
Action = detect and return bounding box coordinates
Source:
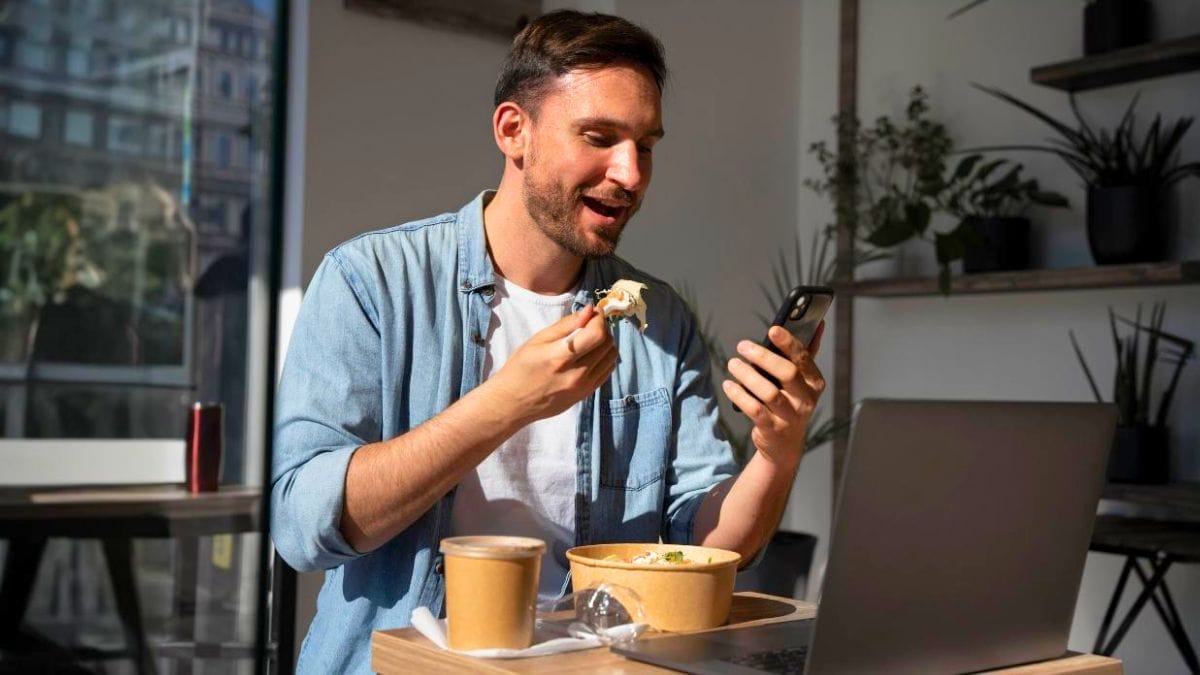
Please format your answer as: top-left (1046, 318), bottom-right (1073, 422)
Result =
top-left (0, 0), bottom-right (279, 671)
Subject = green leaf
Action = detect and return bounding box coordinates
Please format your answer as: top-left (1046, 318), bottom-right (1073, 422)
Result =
top-left (864, 217), bottom-right (914, 248)
top-left (905, 201), bottom-right (932, 236)
top-left (951, 154), bottom-right (983, 181)
top-left (1029, 190), bottom-right (1070, 208)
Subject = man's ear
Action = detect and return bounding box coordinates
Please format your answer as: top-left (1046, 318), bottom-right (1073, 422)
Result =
top-left (493, 101), bottom-right (529, 161)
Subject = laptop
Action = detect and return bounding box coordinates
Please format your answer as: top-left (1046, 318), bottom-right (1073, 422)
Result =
top-left (613, 399), bottom-right (1117, 674)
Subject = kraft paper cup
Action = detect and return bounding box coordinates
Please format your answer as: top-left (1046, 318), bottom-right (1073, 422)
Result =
top-left (439, 535), bottom-right (545, 650)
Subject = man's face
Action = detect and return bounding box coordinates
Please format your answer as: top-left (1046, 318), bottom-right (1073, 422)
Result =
top-left (521, 65), bottom-right (664, 259)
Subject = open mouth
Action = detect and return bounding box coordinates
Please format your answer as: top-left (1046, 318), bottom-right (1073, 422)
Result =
top-left (581, 195), bottom-right (627, 220)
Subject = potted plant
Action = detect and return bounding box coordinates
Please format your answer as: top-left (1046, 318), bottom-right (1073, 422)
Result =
top-left (1083, 0), bottom-right (1151, 55)
top-left (1069, 303), bottom-right (1194, 483)
top-left (938, 156), bottom-right (1069, 273)
top-left (948, 0), bottom-right (1151, 56)
top-left (973, 84), bottom-right (1200, 266)
top-left (806, 86), bottom-right (970, 292)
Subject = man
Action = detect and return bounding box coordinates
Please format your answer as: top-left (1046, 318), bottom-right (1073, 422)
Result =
top-left (272, 10), bottom-right (824, 673)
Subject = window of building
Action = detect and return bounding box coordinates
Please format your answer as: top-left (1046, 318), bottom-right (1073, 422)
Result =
top-left (244, 73), bottom-right (258, 102)
top-left (215, 132), bottom-right (231, 168)
top-left (107, 115), bottom-right (144, 154)
top-left (9, 101), bottom-right (42, 138)
top-left (63, 109), bottom-right (94, 146)
top-left (218, 69), bottom-right (232, 99)
top-left (66, 47), bottom-right (90, 77)
top-left (147, 122), bottom-right (168, 157)
top-left (16, 40), bottom-right (50, 71)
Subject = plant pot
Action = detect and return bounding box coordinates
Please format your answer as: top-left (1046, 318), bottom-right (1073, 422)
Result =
top-left (1084, 0), bottom-right (1151, 56)
top-left (1107, 425), bottom-right (1168, 484)
top-left (962, 216), bottom-right (1031, 274)
top-left (1086, 185), bottom-right (1166, 265)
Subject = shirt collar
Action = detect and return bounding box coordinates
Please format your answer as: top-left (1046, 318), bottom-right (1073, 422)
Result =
top-left (456, 189), bottom-right (613, 308)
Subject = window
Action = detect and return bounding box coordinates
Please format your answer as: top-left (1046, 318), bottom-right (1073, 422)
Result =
top-left (0, 1), bottom-right (281, 670)
top-left (244, 73), bottom-right (258, 101)
top-left (215, 132), bottom-right (231, 168)
top-left (16, 40), bottom-right (50, 71)
top-left (147, 122), bottom-right (168, 157)
top-left (107, 115), bottom-right (144, 154)
top-left (9, 102), bottom-right (42, 138)
top-left (63, 109), bottom-right (94, 146)
top-left (218, 69), bottom-right (232, 98)
top-left (66, 47), bottom-right (90, 77)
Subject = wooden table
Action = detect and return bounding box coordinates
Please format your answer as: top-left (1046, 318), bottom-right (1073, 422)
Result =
top-left (0, 484), bottom-right (262, 674)
top-left (372, 592), bottom-right (1122, 674)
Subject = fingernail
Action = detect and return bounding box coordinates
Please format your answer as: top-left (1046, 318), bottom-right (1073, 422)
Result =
top-left (737, 341), bottom-right (756, 355)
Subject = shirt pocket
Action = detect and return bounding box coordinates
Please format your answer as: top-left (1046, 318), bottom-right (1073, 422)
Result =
top-left (599, 387), bottom-right (671, 490)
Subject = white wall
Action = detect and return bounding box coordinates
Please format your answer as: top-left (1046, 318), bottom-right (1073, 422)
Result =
top-left (825, 1), bottom-right (1200, 672)
top-left (299, 0), bottom-right (509, 283)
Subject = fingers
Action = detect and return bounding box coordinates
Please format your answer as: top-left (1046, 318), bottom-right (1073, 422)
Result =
top-left (562, 306), bottom-right (608, 355)
top-left (765, 326), bottom-right (825, 394)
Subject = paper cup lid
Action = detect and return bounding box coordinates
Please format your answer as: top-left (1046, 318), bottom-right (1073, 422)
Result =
top-left (439, 535), bottom-right (546, 560)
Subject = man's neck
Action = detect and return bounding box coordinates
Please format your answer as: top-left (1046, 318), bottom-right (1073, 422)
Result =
top-left (483, 185), bottom-right (585, 295)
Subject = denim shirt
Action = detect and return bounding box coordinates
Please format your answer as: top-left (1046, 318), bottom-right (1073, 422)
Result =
top-left (271, 191), bottom-right (738, 674)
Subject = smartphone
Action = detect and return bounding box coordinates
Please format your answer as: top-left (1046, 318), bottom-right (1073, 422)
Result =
top-left (736, 285), bottom-right (834, 408)
top-left (762, 284), bottom-right (834, 359)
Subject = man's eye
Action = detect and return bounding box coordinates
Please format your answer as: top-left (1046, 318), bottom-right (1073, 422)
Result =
top-left (585, 133), bottom-right (614, 147)
top-left (637, 144), bottom-right (654, 156)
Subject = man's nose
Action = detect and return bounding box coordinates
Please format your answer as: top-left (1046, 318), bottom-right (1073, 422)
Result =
top-left (606, 142), bottom-right (645, 193)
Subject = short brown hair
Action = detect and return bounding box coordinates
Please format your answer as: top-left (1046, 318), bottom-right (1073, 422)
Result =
top-left (493, 10), bottom-right (667, 114)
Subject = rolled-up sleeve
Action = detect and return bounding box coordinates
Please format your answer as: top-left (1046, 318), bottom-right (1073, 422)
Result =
top-left (271, 253), bottom-right (384, 571)
top-left (663, 305), bottom-right (739, 545)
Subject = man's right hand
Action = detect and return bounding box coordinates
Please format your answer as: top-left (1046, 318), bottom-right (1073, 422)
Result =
top-left (483, 305), bottom-right (617, 424)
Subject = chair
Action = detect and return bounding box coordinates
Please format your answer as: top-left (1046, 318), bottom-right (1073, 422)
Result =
top-left (734, 530), bottom-right (818, 599)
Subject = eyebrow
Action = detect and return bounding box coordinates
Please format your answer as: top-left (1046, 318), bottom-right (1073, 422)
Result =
top-left (575, 116), bottom-right (666, 140)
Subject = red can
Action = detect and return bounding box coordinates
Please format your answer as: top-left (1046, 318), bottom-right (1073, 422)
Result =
top-left (186, 402), bottom-right (224, 493)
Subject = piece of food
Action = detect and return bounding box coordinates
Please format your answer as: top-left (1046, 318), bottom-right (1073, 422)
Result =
top-left (595, 279), bottom-right (649, 331)
top-left (629, 549), bottom-right (694, 565)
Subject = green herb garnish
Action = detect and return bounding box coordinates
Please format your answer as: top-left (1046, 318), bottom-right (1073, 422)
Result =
top-left (663, 550), bottom-right (686, 563)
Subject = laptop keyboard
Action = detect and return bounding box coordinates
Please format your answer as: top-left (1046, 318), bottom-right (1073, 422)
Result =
top-left (720, 645), bottom-right (810, 674)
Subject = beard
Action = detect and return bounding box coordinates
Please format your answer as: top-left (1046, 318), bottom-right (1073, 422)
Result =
top-left (522, 156), bottom-right (638, 259)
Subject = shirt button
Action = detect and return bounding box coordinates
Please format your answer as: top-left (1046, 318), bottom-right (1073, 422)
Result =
top-left (624, 395), bottom-right (636, 405)
top-left (434, 559), bottom-right (445, 575)
top-left (460, 280), bottom-right (471, 290)
top-left (472, 331), bottom-right (484, 345)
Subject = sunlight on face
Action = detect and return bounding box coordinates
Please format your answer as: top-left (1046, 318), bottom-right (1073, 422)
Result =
top-left (521, 65), bottom-right (664, 258)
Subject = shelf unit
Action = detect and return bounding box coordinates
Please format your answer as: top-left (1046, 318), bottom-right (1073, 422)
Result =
top-left (1031, 33), bottom-right (1200, 92)
top-left (831, 4), bottom-right (1200, 490)
top-left (844, 261), bottom-right (1200, 298)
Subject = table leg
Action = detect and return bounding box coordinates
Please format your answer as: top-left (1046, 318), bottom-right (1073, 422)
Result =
top-left (174, 536), bottom-right (200, 675)
top-left (0, 536), bottom-right (47, 644)
top-left (1097, 554), bottom-right (1173, 656)
top-left (1093, 556), bottom-right (1134, 654)
top-left (102, 538), bottom-right (156, 675)
top-left (1130, 557), bottom-right (1200, 672)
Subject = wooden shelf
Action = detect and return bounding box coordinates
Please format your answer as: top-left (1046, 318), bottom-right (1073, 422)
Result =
top-left (1031, 34), bottom-right (1200, 91)
top-left (844, 261), bottom-right (1200, 298)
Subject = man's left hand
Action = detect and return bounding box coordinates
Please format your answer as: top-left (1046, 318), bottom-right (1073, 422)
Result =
top-left (722, 322), bottom-right (826, 467)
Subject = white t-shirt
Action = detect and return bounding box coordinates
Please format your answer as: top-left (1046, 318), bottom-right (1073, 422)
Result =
top-left (449, 275), bottom-right (580, 601)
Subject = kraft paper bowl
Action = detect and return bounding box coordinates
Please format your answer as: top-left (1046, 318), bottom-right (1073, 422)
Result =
top-left (565, 542), bottom-right (741, 632)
